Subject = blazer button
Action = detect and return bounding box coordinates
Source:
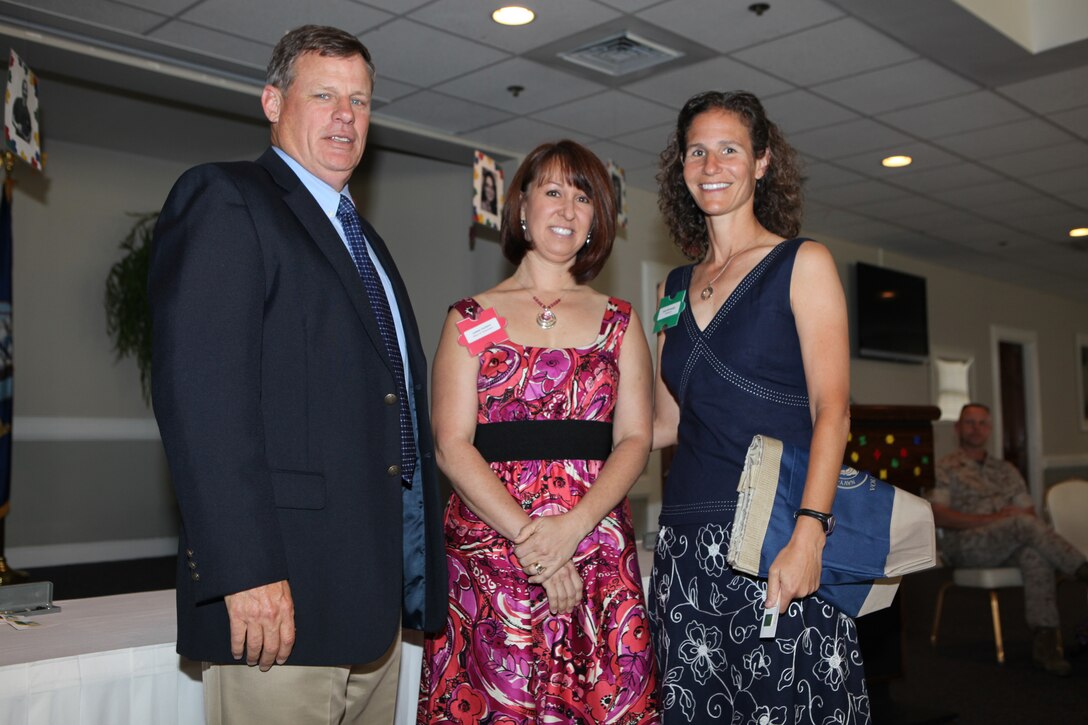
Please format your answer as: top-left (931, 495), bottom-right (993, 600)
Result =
top-left (384, 393), bottom-right (398, 405)
top-left (387, 464), bottom-right (401, 477)
top-left (191, 571), bottom-right (201, 582)
top-left (186, 548), bottom-right (194, 558)
top-left (188, 560), bottom-right (197, 570)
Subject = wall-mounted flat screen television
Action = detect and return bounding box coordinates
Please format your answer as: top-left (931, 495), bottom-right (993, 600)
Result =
top-left (855, 262), bottom-right (929, 364)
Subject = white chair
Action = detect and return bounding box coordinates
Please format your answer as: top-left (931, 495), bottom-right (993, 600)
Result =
top-left (1047, 478), bottom-right (1088, 558)
top-left (930, 566), bottom-right (1024, 664)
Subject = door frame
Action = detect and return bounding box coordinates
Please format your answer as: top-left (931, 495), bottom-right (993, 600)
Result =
top-left (990, 325), bottom-right (1044, 510)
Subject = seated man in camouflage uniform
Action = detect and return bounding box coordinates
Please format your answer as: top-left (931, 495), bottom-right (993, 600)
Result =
top-left (931, 403), bottom-right (1088, 675)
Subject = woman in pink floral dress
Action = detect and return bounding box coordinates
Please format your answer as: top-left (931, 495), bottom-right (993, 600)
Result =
top-left (419, 140), bottom-right (660, 723)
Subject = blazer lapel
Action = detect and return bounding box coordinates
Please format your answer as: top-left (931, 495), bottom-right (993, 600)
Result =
top-left (257, 149), bottom-right (393, 376)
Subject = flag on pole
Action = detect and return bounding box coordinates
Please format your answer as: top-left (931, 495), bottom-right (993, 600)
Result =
top-left (0, 186), bottom-right (12, 519)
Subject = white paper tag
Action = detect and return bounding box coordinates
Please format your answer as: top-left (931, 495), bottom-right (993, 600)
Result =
top-left (656, 300), bottom-right (682, 321)
top-left (463, 316), bottom-right (500, 343)
top-left (759, 604), bottom-right (779, 639)
top-left (1, 614), bottom-right (41, 630)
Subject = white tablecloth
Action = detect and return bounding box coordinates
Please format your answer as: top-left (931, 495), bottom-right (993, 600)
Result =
top-left (0, 590), bottom-right (202, 725)
top-left (0, 549), bottom-right (656, 725)
top-left (0, 590), bottom-right (422, 725)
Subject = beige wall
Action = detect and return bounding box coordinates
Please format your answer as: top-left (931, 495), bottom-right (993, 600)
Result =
top-left (8, 132), bottom-right (1087, 565)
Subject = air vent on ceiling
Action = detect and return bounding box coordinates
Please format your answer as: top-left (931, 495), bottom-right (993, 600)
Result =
top-left (558, 31), bottom-right (683, 77)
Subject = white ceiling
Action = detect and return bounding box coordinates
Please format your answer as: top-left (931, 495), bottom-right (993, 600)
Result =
top-left (1, 0), bottom-right (1087, 300)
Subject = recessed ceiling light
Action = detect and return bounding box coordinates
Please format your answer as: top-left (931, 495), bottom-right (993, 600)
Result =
top-left (492, 6), bottom-right (534, 25)
top-left (1071, 227), bottom-right (1088, 237)
top-left (881, 155), bottom-right (912, 168)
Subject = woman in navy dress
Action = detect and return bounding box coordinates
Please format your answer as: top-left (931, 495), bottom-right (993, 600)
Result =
top-left (649, 91), bottom-right (869, 724)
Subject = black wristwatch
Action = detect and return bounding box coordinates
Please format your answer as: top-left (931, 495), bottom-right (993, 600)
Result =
top-left (794, 508), bottom-right (835, 536)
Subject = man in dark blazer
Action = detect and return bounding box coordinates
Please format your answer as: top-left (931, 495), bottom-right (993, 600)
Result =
top-left (149, 25), bottom-right (446, 723)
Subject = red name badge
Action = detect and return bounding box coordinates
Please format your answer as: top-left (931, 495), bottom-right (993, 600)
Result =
top-left (456, 307), bottom-right (509, 356)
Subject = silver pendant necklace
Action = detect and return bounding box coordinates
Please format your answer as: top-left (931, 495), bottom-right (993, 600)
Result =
top-left (532, 295), bottom-right (561, 329)
top-left (700, 248), bottom-right (745, 300)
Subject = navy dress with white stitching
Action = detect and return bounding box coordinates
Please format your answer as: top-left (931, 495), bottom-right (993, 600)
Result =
top-left (649, 238), bottom-right (870, 724)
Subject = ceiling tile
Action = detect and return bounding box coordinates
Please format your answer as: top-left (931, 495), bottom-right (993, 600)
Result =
top-left (179, 0), bottom-right (391, 45)
top-left (997, 65), bottom-right (1088, 114)
top-left (940, 180), bottom-right (1039, 210)
top-left (974, 195), bottom-right (1079, 226)
top-left (586, 141), bottom-right (657, 174)
top-left (852, 194), bottom-right (952, 222)
top-left (832, 142), bottom-right (960, 178)
top-left (889, 163), bottom-right (1004, 194)
top-left (596, 0), bottom-right (662, 11)
top-left (372, 77), bottom-right (419, 104)
top-left (801, 162), bottom-right (866, 189)
top-left (898, 208), bottom-right (990, 235)
top-left (466, 117), bottom-right (593, 154)
top-left (29, 0), bottom-right (166, 33)
top-left (1010, 209), bottom-right (1088, 242)
top-left (612, 124), bottom-right (673, 155)
top-left (981, 141), bottom-right (1088, 177)
top-left (535, 90), bottom-right (675, 138)
top-left (806, 180), bottom-right (906, 206)
top-left (876, 90), bottom-right (1031, 138)
top-left (409, 0), bottom-right (620, 53)
top-left (26, 0), bottom-right (166, 32)
top-left (933, 118), bottom-right (1076, 159)
top-left (639, 0), bottom-right (844, 56)
top-left (116, 0), bottom-right (199, 13)
top-left (761, 90), bottom-right (858, 135)
top-left (359, 19), bottom-right (509, 86)
top-left (434, 58), bottom-right (605, 114)
top-left (150, 20), bottom-right (273, 68)
top-left (1024, 166), bottom-right (1088, 198)
top-left (789, 118), bottom-right (911, 160)
top-left (952, 220), bottom-right (1030, 248)
top-left (378, 90), bottom-right (512, 134)
top-left (812, 59), bottom-right (978, 116)
top-left (359, 0), bottom-right (430, 11)
top-left (622, 56), bottom-right (793, 110)
top-left (731, 17), bottom-right (915, 86)
top-left (1049, 105), bottom-right (1088, 139)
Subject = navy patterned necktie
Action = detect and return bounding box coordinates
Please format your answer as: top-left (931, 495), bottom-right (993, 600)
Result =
top-left (336, 195), bottom-right (416, 485)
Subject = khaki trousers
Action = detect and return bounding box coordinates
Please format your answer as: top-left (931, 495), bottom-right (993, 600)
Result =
top-left (202, 629), bottom-right (402, 725)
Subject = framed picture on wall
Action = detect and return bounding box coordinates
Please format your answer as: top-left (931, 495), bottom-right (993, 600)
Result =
top-left (1077, 333), bottom-right (1088, 431)
top-left (472, 150), bottom-right (503, 231)
top-left (607, 159), bottom-right (627, 230)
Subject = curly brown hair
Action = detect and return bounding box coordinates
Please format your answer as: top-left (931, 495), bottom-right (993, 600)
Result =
top-left (657, 90), bottom-right (803, 260)
top-left (501, 140), bottom-right (617, 284)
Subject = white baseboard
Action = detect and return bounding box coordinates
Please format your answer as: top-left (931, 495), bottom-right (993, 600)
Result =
top-left (5, 537), bottom-right (177, 568)
top-left (1043, 454), bottom-right (1088, 470)
top-left (13, 417), bottom-right (161, 442)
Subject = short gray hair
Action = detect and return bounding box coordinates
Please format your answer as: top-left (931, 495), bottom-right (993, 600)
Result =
top-left (266, 25), bottom-right (374, 91)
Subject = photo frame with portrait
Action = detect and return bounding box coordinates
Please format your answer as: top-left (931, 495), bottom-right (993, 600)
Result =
top-left (607, 160), bottom-right (627, 230)
top-left (472, 150), bottom-right (503, 230)
top-left (1077, 333), bottom-right (1088, 431)
top-left (4, 50), bottom-right (42, 171)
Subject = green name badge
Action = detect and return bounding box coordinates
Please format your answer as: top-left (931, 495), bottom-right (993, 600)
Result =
top-left (654, 290), bottom-right (687, 333)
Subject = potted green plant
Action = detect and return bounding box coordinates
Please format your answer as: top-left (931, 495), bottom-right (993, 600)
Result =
top-left (105, 212), bottom-right (158, 403)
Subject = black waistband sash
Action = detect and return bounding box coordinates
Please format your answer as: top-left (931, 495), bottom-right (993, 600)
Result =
top-left (473, 420), bottom-right (614, 463)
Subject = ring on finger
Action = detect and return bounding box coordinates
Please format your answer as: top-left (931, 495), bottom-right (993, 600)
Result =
top-left (533, 562), bottom-right (545, 576)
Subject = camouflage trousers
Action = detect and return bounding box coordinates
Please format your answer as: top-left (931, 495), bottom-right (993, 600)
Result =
top-left (942, 514), bottom-right (1086, 628)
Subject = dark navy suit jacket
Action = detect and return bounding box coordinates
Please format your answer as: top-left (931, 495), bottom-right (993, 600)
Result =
top-left (149, 148), bottom-right (446, 664)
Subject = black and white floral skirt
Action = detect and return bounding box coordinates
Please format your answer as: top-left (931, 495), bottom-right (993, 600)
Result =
top-left (648, 523), bottom-right (871, 725)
